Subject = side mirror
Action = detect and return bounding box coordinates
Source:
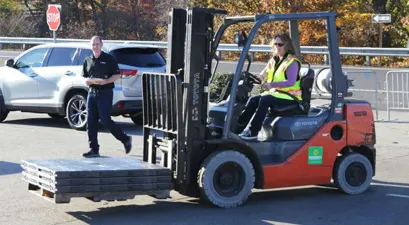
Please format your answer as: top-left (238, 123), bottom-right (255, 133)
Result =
top-left (234, 30), bottom-right (247, 47)
top-left (5, 59), bottom-right (14, 67)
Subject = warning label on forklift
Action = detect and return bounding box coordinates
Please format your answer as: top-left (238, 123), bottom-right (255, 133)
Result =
top-left (308, 146), bottom-right (323, 164)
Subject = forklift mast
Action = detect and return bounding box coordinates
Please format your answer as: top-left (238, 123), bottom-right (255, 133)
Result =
top-left (166, 8), bottom-right (186, 75)
top-left (142, 8), bottom-right (227, 197)
top-left (181, 8), bottom-right (228, 195)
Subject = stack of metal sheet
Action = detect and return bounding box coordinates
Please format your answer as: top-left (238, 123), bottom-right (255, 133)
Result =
top-left (20, 157), bottom-right (173, 203)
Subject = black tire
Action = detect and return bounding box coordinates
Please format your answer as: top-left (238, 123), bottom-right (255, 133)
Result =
top-left (130, 112), bottom-right (143, 125)
top-left (197, 150), bottom-right (255, 208)
top-left (0, 94), bottom-right (9, 122)
top-left (66, 94), bottom-right (87, 130)
top-left (333, 152), bottom-right (373, 195)
top-left (48, 113), bottom-right (65, 119)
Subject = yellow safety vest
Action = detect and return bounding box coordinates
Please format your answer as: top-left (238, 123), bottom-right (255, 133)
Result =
top-left (261, 54), bottom-right (302, 101)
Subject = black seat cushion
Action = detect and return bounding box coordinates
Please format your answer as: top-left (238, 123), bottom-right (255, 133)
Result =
top-left (259, 106), bottom-right (329, 141)
top-left (269, 103), bottom-right (307, 116)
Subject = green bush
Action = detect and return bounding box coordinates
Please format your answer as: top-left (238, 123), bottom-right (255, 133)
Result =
top-left (209, 72), bottom-right (234, 101)
top-left (209, 72), bottom-right (263, 102)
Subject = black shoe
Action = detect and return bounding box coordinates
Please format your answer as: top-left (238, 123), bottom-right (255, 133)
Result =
top-left (124, 136), bottom-right (132, 154)
top-left (83, 150), bottom-right (100, 158)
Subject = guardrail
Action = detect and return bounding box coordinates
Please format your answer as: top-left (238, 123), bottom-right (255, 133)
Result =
top-left (2, 37), bottom-right (409, 58)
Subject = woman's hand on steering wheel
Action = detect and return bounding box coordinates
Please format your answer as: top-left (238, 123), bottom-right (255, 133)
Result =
top-left (246, 72), bottom-right (262, 84)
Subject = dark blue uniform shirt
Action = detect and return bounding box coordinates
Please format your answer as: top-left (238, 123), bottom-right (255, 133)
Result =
top-left (81, 51), bottom-right (120, 90)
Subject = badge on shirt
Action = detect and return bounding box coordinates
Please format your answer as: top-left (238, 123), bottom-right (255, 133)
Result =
top-left (100, 61), bottom-right (106, 64)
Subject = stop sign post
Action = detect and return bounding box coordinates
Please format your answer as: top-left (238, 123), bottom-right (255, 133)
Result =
top-left (47, 4), bottom-right (61, 42)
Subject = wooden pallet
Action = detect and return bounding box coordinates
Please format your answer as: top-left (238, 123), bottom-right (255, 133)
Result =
top-left (27, 183), bottom-right (171, 204)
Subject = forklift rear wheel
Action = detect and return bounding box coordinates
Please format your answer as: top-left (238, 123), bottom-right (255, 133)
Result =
top-left (197, 150), bottom-right (255, 208)
top-left (333, 152), bottom-right (373, 195)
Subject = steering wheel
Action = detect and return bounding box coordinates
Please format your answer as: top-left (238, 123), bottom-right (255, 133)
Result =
top-left (246, 71), bottom-right (262, 84)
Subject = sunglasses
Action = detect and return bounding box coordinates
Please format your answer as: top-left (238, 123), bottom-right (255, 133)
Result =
top-left (274, 43), bottom-right (285, 47)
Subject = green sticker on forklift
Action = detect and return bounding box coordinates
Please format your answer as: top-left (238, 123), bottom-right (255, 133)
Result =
top-left (308, 146), bottom-right (323, 164)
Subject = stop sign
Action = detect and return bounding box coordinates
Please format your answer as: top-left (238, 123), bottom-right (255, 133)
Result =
top-left (47, 4), bottom-right (61, 31)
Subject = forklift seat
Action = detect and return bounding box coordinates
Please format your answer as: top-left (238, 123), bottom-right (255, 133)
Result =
top-left (259, 106), bottom-right (329, 141)
top-left (268, 67), bottom-right (315, 116)
top-left (256, 67), bottom-right (330, 141)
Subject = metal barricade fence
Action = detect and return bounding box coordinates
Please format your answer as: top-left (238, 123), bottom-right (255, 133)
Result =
top-left (385, 70), bottom-right (409, 121)
top-left (345, 70), bottom-right (380, 121)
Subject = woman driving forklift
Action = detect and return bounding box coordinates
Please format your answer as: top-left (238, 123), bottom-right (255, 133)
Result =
top-left (236, 32), bottom-right (302, 140)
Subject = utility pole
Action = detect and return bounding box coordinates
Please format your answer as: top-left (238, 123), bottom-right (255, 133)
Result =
top-left (379, 24), bottom-right (382, 48)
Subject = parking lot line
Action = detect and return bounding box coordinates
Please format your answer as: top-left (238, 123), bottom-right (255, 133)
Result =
top-left (386, 194), bottom-right (409, 199)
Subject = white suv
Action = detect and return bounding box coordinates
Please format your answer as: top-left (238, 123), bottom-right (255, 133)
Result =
top-left (0, 42), bottom-right (166, 130)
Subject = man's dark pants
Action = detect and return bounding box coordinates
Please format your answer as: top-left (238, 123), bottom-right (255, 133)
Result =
top-left (236, 94), bottom-right (295, 134)
top-left (87, 88), bottom-right (129, 153)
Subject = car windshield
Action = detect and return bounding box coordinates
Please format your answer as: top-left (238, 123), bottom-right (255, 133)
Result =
top-left (110, 47), bottom-right (166, 68)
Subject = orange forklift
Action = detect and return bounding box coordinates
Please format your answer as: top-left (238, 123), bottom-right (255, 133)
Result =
top-left (21, 8), bottom-right (376, 208)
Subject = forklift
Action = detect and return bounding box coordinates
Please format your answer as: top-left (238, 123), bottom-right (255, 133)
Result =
top-left (21, 8), bottom-right (376, 208)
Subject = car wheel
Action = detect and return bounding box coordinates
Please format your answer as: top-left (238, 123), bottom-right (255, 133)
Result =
top-left (0, 94), bottom-right (9, 122)
top-left (197, 150), bottom-right (255, 208)
top-left (333, 152), bottom-right (373, 195)
top-left (66, 94), bottom-right (87, 130)
top-left (130, 112), bottom-right (143, 125)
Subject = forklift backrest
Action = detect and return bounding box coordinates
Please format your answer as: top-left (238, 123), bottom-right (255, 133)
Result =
top-left (299, 68), bottom-right (315, 104)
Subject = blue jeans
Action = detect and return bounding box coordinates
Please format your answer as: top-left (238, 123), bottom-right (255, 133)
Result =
top-left (236, 94), bottom-right (295, 134)
top-left (87, 89), bottom-right (129, 152)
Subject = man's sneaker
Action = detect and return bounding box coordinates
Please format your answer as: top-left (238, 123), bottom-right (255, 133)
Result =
top-left (83, 150), bottom-right (100, 158)
top-left (124, 136), bottom-right (132, 154)
top-left (239, 129), bottom-right (258, 141)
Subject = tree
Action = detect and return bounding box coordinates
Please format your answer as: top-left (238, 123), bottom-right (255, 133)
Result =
top-left (385, 0), bottom-right (409, 47)
top-left (0, 0), bottom-right (36, 37)
top-left (153, 0), bottom-right (193, 41)
top-left (187, 0), bottom-right (381, 65)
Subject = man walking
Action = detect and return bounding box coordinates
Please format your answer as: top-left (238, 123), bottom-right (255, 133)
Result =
top-left (81, 35), bottom-right (132, 157)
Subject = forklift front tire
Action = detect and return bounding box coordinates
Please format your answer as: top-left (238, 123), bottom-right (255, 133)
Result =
top-left (197, 150), bottom-right (255, 208)
top-left (333, 152), bottom-right (373, 195)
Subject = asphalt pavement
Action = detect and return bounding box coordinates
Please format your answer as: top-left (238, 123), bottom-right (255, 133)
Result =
top-left (0, 50), bottom-right (21, 58)
top-left (0, 111), bottom-right (408, 225)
